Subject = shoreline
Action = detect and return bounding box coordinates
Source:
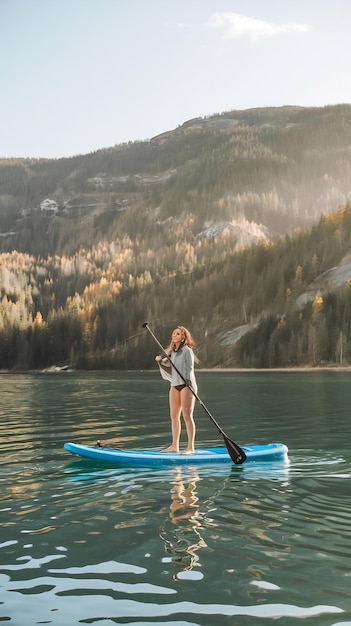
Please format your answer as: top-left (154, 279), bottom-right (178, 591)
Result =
top-left (198, 366), bottom-right (351, 372)
top-left (1, 366), bottom-right (351, 374)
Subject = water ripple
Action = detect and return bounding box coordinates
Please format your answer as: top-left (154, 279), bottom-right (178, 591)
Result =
top-left (1, 372), bottom-right (351, 625)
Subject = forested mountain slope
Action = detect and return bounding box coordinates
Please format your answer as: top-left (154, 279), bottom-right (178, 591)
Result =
top-left (1, 104), bottom-right (351, 369)
top-left (1, 104), bottom-right (351, 255)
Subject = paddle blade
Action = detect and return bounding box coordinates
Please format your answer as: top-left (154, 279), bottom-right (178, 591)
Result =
top-left (224, 436), bottom-right (246, 464)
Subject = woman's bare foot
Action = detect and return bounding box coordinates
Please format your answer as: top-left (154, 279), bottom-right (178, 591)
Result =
top-left (162, 445), bottom-right (179, 453)
top-left (182, 448), bottom-right (195, 455)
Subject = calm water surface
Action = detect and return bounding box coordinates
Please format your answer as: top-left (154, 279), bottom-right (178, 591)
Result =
top-left (0, 371), bottom-right (350, 625)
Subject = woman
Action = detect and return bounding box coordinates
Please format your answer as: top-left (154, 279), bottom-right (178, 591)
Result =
top-left (156, 326), bottom-right (198, 454)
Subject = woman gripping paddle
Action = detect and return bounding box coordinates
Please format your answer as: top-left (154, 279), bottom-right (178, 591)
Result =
top-left (156, 326), bottom-right (198, 454)
top-left (144, 322), bottom-right (246, 464)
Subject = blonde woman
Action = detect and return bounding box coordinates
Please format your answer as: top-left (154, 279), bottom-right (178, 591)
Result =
top-left (156, 326), bottom-right (198, 454)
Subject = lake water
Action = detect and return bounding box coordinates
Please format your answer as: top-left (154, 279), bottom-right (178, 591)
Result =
top-left (1, 371), bottom-right (350, 626)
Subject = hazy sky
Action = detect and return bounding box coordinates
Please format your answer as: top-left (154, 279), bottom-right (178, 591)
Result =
top-left (1, 0), bottom-right (351, 159)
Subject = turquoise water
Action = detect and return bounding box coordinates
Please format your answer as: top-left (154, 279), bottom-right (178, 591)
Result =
top-left (0, 371), bottom-right (350, 625)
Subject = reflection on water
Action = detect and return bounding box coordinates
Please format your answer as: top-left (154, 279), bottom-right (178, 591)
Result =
top-left (159, 460), bottom-right (292, 581)
top-left (1, 372), bottom-right (351, 625)
top-left (159, 467), bottom-right (208, 580)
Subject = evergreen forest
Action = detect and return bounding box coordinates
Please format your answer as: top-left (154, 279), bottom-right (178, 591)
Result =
top-left (1, 104), bottom-right (351, 370)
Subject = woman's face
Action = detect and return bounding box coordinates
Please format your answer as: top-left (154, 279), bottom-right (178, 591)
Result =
top-left (172, 328), bottom-right (184, 345)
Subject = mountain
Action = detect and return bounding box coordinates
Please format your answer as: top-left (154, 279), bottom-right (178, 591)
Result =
top-left (1, 104), bottom-right (351, 370)
top-left (1, 103), bottom-right (351, 256)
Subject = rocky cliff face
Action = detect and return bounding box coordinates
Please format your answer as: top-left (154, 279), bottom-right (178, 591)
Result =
top-left (296, 252), bottom-right (351, 308)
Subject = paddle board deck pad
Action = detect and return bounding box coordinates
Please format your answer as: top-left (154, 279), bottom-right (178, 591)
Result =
top-left (64, 442), bottom-right (288, 465)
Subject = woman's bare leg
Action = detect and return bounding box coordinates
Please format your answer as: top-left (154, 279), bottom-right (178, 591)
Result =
top-left (180, 387), bottom-right (196, 453)
top-left (163, 387), bottom-right (182, 452)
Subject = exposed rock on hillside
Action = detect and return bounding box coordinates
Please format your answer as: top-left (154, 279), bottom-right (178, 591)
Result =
top-left (196, 218), bottom-right (270, 248)
top-left (219, 324), bottom-right (256, 348)
top-left (296, 252), bottom-right (351, 308)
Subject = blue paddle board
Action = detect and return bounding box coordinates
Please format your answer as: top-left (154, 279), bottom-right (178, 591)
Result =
top-left (64, 442), bottom-right (288, 465)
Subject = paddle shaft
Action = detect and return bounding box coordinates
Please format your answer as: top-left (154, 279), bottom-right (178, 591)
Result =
top-left (142, 322), bottom-right (246, 464)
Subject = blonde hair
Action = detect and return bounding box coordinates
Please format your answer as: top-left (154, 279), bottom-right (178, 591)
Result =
top-left (166, 326), bottom-right (196, 353)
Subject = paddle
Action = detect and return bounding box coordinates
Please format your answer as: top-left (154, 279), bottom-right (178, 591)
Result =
top-left (142, 322), bottom-right (246, 464)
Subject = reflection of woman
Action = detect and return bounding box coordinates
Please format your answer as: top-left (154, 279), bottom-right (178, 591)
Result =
top-left (159, 468), bottom-right (207, 580)
top-left (169, 468), bottom-right (201, 527)
top-left (155, 326), bottom-right (197, 454)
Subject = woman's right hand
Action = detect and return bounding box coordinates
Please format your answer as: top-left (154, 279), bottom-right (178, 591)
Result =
top-left (155, 355), bottom-right (162, 362)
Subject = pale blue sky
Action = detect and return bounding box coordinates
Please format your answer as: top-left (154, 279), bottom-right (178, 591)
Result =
top-left (1, 0), bottom-right (351, 159)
